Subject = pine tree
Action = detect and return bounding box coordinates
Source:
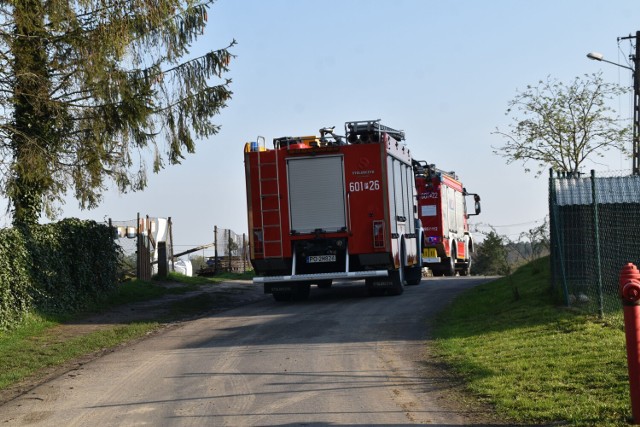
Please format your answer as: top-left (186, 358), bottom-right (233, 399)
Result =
top-left (473, 231), bottom-right (509, 276)
top-left (1, 0), bottom-right (234, 225)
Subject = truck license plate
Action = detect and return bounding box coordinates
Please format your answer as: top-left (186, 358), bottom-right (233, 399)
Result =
top-left (307, 255), bottom-right (336, 263)
top-left (423, 248), bottom-right (437, 258)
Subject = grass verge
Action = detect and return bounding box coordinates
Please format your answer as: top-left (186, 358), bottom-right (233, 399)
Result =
top-left (0, 272), bottom-right (253, 396)
top-left (433, 257), bottom-right (629, 426)
top-left (0, 318), bottom-right (158, 390)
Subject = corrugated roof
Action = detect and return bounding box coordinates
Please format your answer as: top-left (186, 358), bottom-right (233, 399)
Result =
top-left (553, 175), bottom-right (640, 206)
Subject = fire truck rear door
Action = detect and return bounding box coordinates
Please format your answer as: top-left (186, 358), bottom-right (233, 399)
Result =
top-left (287, 155), bottom-right (346, 234)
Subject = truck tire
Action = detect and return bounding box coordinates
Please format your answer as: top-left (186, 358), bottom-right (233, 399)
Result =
top-left (293, 284), bottom-right (311, 300)
top-left (404, 265), bottom-right (422, 285)
top-left (444, 258), bottom-right (455, 276)
top-left (407, 233), bottom-right (424, 285)
top-left (366, 278), bottom-right (385, 297)
top-left (444, 247), bottom-right (456, 276)
top-left (273, 284), bottom-right (310, 301)
top-left (460, 259), bottom-right (472, 276)
top-left (388, 267), bottom-right (405, 296)
top-left (389, 242), bottom-right (407, 294)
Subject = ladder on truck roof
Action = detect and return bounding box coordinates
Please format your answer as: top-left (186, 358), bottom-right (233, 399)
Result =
top-left (412, 159), bottom-right (458, 181)
top-left (345, 119), bottom-right (405, 144)
top-left (256, 137), bottom-right (283, 258)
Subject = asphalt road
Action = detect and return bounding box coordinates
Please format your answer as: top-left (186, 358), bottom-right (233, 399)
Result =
top-left (0, 276), bottom-right (498, 426)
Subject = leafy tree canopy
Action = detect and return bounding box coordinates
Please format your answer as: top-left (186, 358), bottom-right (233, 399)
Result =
top-left (493, 73), bottom-right (630, 177)
top-left (0, 0), bottom-right (234, 225)
top-left (473, 230), bottom-right (508, 276)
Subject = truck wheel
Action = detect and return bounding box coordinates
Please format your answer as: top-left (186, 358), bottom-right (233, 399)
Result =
top-left (388, 268), bottom-right (405, 296)
top-left (388, 243), bottom-right (407, 294)
top-left (444, 259), bottom-right (455, 276)
top-left (293, 284), bottom-right (311, 301)
top-left (460, 259), bottom-right (472, 276)
top-left (366, 278), bottom-right (384, 296)
top-left (405, 265), bottom-right (422, 286)
top-left (444, 248), bottom-right (456, 277)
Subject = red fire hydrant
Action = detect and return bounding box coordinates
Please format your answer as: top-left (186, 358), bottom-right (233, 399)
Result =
top-left (620, 263), bottom-right (640, 424)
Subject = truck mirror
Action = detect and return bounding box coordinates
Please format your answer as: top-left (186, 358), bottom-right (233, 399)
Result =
top-left (465, 193), bottom-right (481, 217)
top-left (473, 194), bottom-right (481, 215)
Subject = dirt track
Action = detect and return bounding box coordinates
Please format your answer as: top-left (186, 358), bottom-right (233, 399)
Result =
top-left (0, 280), bottom-right (270, 407)
top-left (0, 277), bottom-right (513, 426)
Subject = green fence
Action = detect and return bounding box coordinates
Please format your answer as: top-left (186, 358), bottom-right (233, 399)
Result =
top-left (549, 169), bottom-right (640, 316)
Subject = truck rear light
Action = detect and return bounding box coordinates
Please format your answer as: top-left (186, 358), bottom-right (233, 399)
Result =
top-left (253, 228), bottom-right (264, 254)
top-left (427, 236), bottom-right (441, 244)
top-left (373, 220), bottom-right (385, 248)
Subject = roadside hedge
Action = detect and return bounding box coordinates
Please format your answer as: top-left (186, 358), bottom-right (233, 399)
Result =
top-left (0, 228), bottom-right (32, 330)
top-left (0, 219), bottom-right (120, 330)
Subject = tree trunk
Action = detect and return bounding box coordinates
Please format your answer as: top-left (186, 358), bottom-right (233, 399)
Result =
top-left (10, 0), bottom-right (53, 226)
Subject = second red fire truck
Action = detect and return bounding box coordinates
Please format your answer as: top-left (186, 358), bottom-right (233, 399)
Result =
top-left (413, 161), bottom-right (481, 276)
top-left (244, 120), bottom-right (423, 301)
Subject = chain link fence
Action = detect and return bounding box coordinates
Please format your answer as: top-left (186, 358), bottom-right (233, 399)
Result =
top-left (549, 169), bottom-right (640, 316)
top-left (195, 227), bottom-right (250, 275)
top-left (109, 216), bottom-right (251, 278)
top-left (110, 215), bottom-right (175, 280)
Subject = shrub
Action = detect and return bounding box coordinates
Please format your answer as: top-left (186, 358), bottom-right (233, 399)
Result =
top-left (0, 219), bottom-right (120, 329)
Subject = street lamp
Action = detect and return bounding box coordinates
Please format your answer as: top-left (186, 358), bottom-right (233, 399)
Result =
top-left (587, 31), bottom-right (640, 175)
top-left (587, 51), bottom-right (634, 71)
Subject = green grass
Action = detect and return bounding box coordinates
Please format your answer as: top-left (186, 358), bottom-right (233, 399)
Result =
top-left (433, 257), bottom-right (630, 426)
top-left (0, 315), bottom-right (158, 390)
top-left (0, 271), bottom-right (252, 394)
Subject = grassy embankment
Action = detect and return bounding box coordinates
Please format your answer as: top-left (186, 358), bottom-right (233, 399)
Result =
top-left (0, 271), bottom-right (254, 392)
top-left (433, 257), bottom-right (630, 426)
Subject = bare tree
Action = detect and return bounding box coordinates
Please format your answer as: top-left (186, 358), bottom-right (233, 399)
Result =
top-left (511, 217), bottom-right (550, 264)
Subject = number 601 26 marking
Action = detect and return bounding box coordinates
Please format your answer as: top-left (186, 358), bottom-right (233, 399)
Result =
top-left (349, 180), bottom-right (380, 192)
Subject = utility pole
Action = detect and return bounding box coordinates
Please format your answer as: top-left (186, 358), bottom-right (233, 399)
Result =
top-left (635, 30), bottom-right (639, 175)
top-left (620, 31), bottom-right (640, 175)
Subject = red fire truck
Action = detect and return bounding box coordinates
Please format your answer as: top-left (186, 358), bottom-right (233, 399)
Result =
top-left (413, 160), bottom-right (481, 276)
top-left (244, 120), bottom-right (423, 301)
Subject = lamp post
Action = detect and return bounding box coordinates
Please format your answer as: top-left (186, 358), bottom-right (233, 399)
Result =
top-left (587, 30), bottom-right (640, 175)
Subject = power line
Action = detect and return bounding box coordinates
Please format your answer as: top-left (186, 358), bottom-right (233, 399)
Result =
top-left (474, 218), bottom-right (546, 228)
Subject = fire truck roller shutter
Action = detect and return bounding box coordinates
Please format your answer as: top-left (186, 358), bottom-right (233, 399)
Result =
top-left (287, 156), bottom-right (347, 234)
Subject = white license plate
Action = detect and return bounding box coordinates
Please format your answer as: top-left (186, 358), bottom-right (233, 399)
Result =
top-left (307, 255), bottom-right (336, 263)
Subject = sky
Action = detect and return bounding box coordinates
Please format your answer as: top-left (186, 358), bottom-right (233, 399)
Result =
top-left (47, 0), bottom-right (640, 256)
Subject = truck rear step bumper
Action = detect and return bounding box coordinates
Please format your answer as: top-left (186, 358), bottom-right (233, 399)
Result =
top-left (253, 270), bottom-right (388, 284)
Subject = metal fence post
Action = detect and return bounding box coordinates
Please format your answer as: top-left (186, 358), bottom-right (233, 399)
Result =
top-left (214, 225), bottom-right (219, 274)
top-left (228, 229), bottom-right (232, 272)
top-left (550, 169), bottom-right (570, 305)
top-left (591, 170), bottom-right (604, 317)
top-left (157, 241), bottom-right (167, 278)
